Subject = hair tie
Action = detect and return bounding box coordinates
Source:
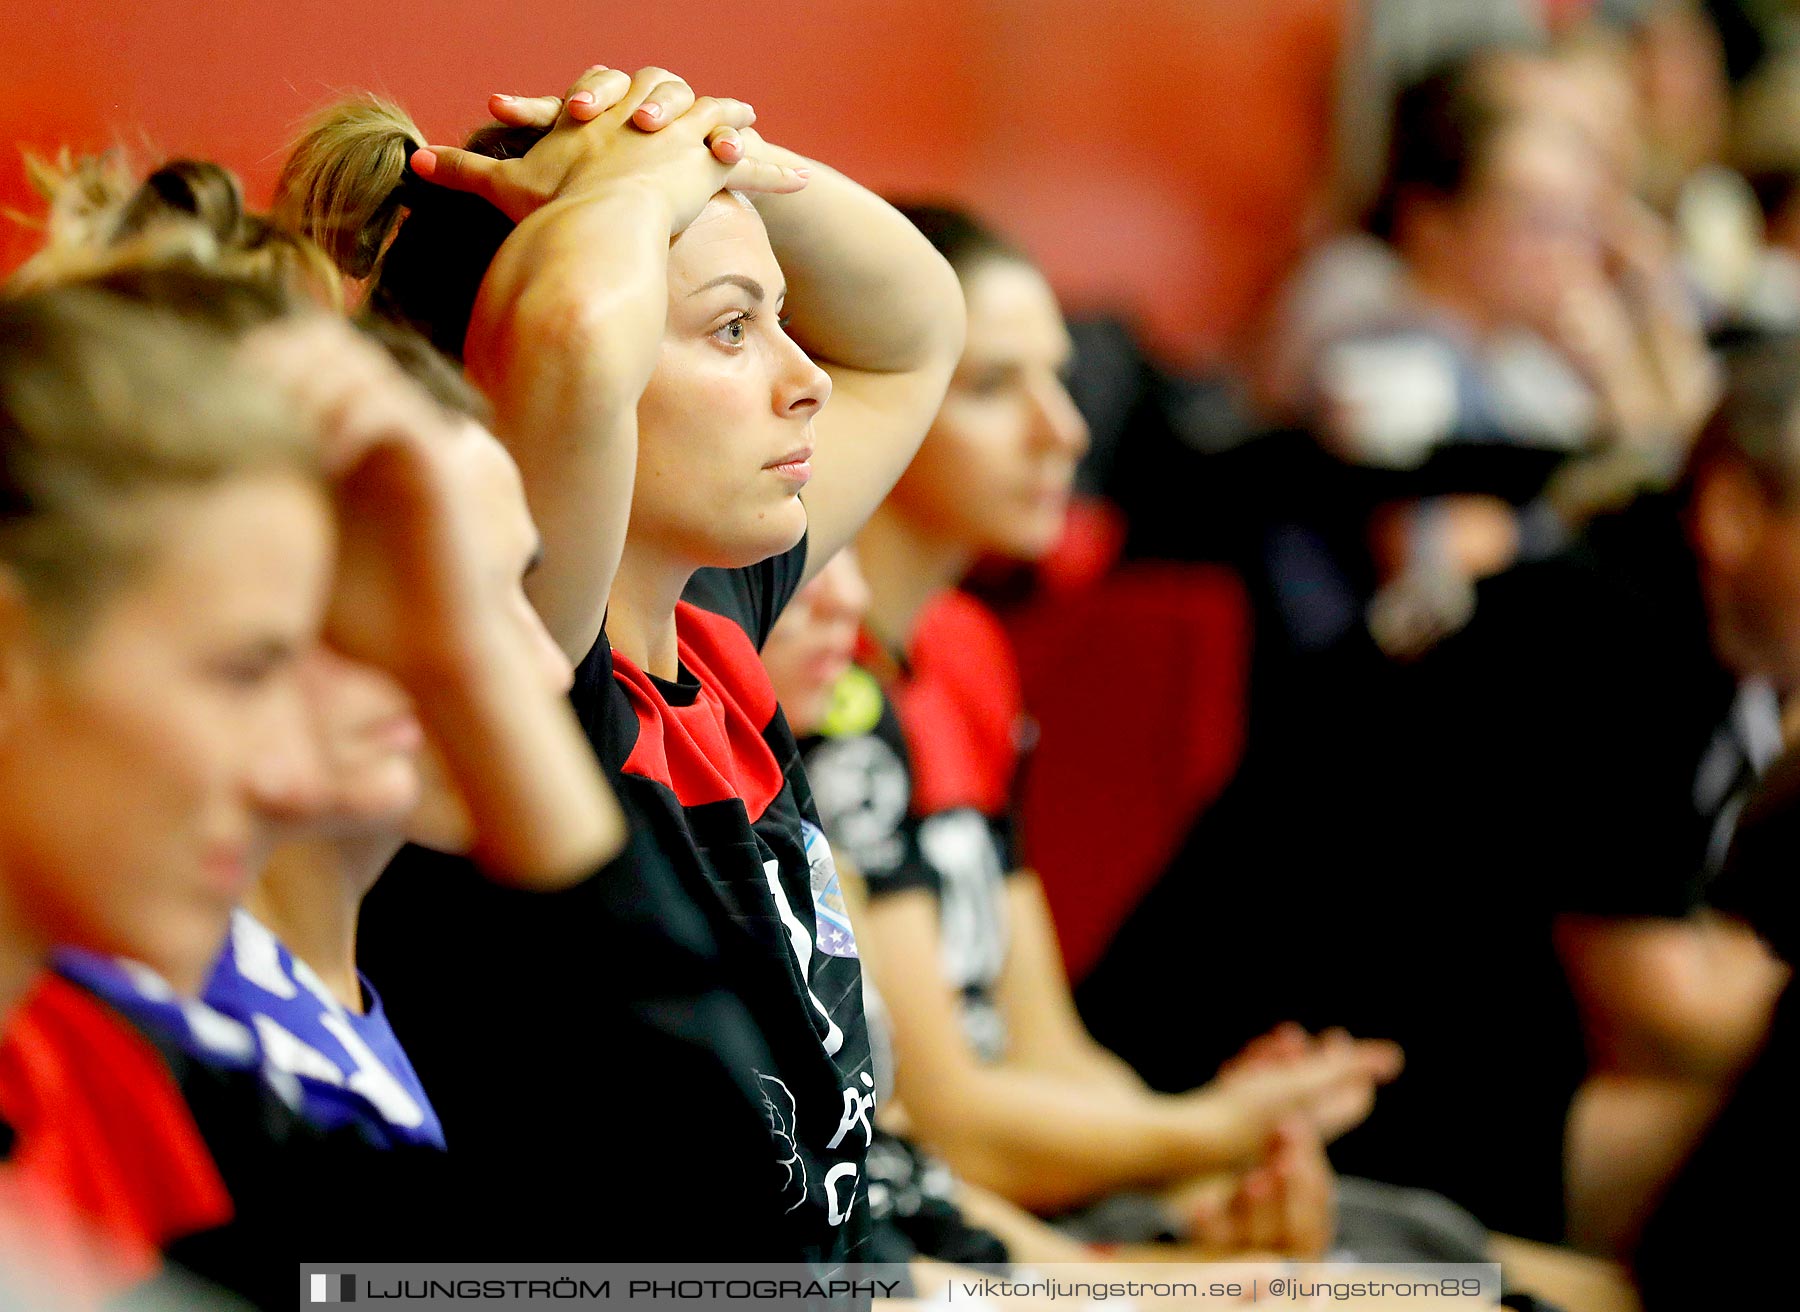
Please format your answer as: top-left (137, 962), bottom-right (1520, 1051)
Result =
top-left (390, 138), bottom-right (432, 211)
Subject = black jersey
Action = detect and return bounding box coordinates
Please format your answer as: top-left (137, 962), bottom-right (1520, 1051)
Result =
top-left (358, 825), bottom-right (804, 1262)
top-left (798, 667), bottom-right (1010, 1063)
top-left (802, 590), bottom-right (1028, 1066)
top-left (568, 539), bottom-right (875, 1263)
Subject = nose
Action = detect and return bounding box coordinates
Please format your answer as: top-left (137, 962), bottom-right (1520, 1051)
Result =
top-left (1031, 374), bottom-right (1090, 459)
top-left (774, 333), bottom-right (832, 419)
top-left (246, 675), bottom-right (331, 823)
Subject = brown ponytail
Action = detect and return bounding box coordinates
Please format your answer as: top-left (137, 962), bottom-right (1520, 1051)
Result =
top-left (273, 94), bottom-right (424, 283)
top-left (280, 95), bottom-right (551, 360)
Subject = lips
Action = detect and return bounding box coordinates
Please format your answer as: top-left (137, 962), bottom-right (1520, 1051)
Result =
top-left (764, 445), bottom-right (814, 485)
top-left (201, 843), bottom-right (256, 898)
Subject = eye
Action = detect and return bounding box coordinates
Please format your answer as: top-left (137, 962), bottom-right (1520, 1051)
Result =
top-left (712, 312), bottom-right (754, 347)
top-left (207, 650), bottom-right (283, 691)
top-left (964, 367), bottom-right (1015, 398)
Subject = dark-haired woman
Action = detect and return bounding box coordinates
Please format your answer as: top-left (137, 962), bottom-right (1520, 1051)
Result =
top-left (284, 66), bottom-right (965, 1265)
top-left (793, 204), bottom-right (1408, 1249)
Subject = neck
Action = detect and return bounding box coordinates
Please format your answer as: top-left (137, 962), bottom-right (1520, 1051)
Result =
top-left (607, 542), bottom-right (695, 681)
top-left (245, 831), bottom-right (399, 1015)
top-left (857, 506), bottom-right (975, 651)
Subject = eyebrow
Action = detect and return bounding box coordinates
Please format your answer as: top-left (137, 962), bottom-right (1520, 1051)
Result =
top-left (689, 274), bottom-right (784, 303)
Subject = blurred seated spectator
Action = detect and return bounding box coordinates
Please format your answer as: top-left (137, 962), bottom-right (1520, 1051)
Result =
top-left (1267, 48), bottom-right (1710, 468)
top-left (1632, 735), bottom-right (1800, 1310)
top-left (1081, 333), bottom-right (1800, 1247)
top-left (1256, 35), bottom-right (1718, 658)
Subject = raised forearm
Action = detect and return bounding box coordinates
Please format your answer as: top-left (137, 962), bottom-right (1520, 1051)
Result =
top-left (415, 629), bottom-right (625, 889)
top-left (464, 186), bottom-right (674, 657)
top-left (750, 145), bottom-right (965, 374)
top-left (468, 184), bottom-right (674, 417)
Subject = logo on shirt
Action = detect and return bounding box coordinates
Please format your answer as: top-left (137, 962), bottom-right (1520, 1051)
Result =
top-left (804, 821), bottom-right (859, 959)
top-left (756, 1072), bottom-right (808, 1214)
top-left (754, 1070), bottom-right (873, 1228)
top-left (819, 665), bottom-right (886, 739)
top-left (807, 734), bottom-right (910, 876)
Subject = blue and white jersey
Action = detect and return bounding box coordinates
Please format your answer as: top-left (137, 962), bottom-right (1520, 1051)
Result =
top-left (49, 947), bottom-right (373, 1143)
top-left (200, 910), bottom-right (444, 1149)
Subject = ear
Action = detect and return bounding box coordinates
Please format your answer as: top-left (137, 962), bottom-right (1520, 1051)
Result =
top-left (1692, 459), bottom-right (1772, 578)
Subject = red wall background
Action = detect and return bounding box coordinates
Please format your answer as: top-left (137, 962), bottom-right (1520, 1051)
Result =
top-left (0, 0), bottom-right (1345, 366)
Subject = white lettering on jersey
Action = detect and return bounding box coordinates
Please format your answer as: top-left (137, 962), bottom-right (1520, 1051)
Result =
top-left (761, 859), bottom-right (845, 1056)
top-left (826, 1071), bottom-right (877, 1151)
top-left (117, 960), bottom-right (177, 1002)
top-left (179, 1000), bottom-right (257, 1061)
top-left (824, 1162), bottom-right (860, 1227)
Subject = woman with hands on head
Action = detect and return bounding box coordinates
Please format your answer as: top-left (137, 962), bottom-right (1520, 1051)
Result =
top-left (280, 63), bottom-right (964, 1265)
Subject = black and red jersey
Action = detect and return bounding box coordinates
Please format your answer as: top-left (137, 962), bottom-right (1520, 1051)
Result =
top-left (569, 539), bottom-right (875, 1265)
top-left (0, 973), bottom-right (233, 1302)
top-left (0, 966), bottom-right (448, 1310)
top-left (9, 940), bottom-right (793, 1309)
top-left (806, 590), bottom-right (1028, 1063)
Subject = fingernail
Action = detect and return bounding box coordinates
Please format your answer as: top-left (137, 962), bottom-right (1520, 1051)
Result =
top-left (492, 93), bottom-right (515, 103)
top-left (569, 91), bottom-right (596, 107)
top-left (794, 167), bottom-right (813, 179)
top-left (637, 103), bottom-right (662, 121)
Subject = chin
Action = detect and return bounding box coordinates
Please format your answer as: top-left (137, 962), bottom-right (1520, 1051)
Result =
top-left (338, 770), bottom-right (423, 833)
top-left (991, 523), bottom-right (1062, 564)
top-left (405, 784), bottom-right (475, 857)
top-left (724, 508), bottom-right (809, 569)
